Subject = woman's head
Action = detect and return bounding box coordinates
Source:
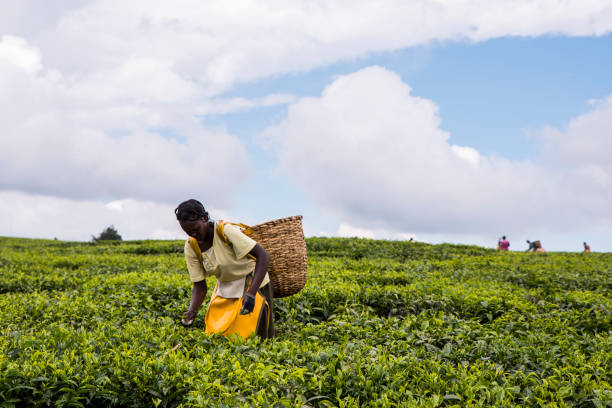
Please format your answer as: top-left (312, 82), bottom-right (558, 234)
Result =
top-left (175, 199), bottom-right (210, 240)
top-left (175, 199), bottom-right (209, 222)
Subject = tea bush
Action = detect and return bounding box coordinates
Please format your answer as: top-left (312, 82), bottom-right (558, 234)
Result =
top-left (0, 236), bottom-right (610, 407)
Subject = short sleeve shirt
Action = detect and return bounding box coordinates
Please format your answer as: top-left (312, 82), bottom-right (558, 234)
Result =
top-left (499, 240), bottom-right (510, 250)
top-left (184, 221), bottom-right (270, 287)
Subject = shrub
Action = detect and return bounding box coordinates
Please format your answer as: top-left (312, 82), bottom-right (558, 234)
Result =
top-left (92, 225), bottom-right (122, 242)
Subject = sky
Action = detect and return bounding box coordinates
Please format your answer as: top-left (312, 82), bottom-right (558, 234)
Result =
top-left (1, 0), bottom-right (612, 252)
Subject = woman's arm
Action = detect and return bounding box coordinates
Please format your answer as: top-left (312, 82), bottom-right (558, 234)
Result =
top-left (246, 243), bottom-right (269, 298)
top-left (188, 280), bottom-right (207, 312)
top-left (182, 280), bottom-right (207, 325)
top-left (241, 243), bottom-right (269, 314)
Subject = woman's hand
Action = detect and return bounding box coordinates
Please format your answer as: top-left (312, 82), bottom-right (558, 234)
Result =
top-left (181, 280), bottom-right (207, 326)
top-left (181, 310), bottom-right (197, 327)
top-left (240, 293), bottom-right (256, 314)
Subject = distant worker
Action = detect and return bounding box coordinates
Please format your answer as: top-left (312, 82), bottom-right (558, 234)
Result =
top-left (526, 240), bottom-right (545, 253)
top-left (498, 236), bottom-right (510, 251)
top-left (583, 242), bottom-right (591, 253)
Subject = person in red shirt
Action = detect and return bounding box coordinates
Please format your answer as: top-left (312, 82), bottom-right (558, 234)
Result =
top-left (498, 236), bottom-right (510, 251)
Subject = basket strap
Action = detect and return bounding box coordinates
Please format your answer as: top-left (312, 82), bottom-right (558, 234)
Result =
top-left (217, 220), bottom-right (254, 241)
top-left (188, 237), bottom-right (203, 264)
top-left (217, 220), bottom-right (256, 260)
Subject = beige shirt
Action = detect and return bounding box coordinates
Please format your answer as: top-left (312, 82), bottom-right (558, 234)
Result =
top-left (184, 221), bottom-right (270, 288)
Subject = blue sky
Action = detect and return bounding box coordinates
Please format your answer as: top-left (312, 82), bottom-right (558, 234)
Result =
top-left (219, 35), bottom-right (612, 159)
top-left (1, 1), bottom-right (612, 251)
top-left (204, 35), bottom-right (612, 251)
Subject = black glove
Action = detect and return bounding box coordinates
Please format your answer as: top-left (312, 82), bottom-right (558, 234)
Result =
top-left (240, 293), bottom-right (256, 315)
top-left (181, 310), bottom-right (197, 327)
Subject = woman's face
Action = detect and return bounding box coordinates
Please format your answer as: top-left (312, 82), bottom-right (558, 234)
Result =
top-left (179, 218), bottom-right (208, 241)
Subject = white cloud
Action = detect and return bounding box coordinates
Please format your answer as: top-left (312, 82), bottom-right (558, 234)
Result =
top-left (7, 1), bottom-right (612, 95)
top-left (0, 35), bottom-right (41, 73)
top-left (451, 145), bottom-right (480, 166)
top-left (540, 95), bottom-right (612, 216)
top-left (0, 191), bottom-right (233, 241)
top-left (0, 191), bottom-right (180, 241)
top-left (337, 224), bottom-right (376, 239)
top-left (195, 94), bottom-right (297, 116)
top-left (265, 66), bottom-right (611, 236)
top-left (542, 95), bottom-right (612, 169)
top-left (0, 36), bottom-right (251, 207)
top-left (338, 223), bottom-right (414, 241)
top-left (2, 2), bottom-right (611, 206)
top-left (79, 58), bottom-right (197, 103)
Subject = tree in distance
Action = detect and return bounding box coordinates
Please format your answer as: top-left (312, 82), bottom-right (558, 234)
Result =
top-left (92, 225), bottom-right (122, 242)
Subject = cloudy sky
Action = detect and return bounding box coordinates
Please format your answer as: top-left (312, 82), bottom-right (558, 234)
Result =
top-left (1, 0), bottom-right (612, 251)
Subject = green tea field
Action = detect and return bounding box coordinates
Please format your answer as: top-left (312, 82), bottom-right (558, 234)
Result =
top-left (0, 237), bottom-right (610, 407)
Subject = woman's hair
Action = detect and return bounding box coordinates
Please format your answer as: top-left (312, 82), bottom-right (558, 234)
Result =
top-left (175, 199), bottom-right (209, 222)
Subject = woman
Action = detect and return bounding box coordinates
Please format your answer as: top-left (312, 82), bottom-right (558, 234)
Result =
top-left (175, 199), bottom-right (275, 338)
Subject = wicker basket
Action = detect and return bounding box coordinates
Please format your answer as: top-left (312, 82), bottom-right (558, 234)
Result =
top-left (245, 215), bottom-right (308, 298)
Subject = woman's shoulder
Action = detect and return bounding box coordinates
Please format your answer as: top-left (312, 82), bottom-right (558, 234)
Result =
top-left (216, 221), bottom-right (250, 242)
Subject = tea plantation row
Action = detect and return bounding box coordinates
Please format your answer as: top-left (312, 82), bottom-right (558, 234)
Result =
top-left (0, 236), bottom-right (610, 407)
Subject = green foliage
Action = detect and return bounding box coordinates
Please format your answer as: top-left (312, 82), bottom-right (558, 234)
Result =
top-left (92, 225), bottom-right (122, 242)
top-left (306, 237), bottom-right (493, 261)
top-left (0, 236), bottom-right (610, 407)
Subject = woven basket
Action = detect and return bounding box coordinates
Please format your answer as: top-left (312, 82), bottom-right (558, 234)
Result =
top-left (247, 215), bottom-right (308, 298)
